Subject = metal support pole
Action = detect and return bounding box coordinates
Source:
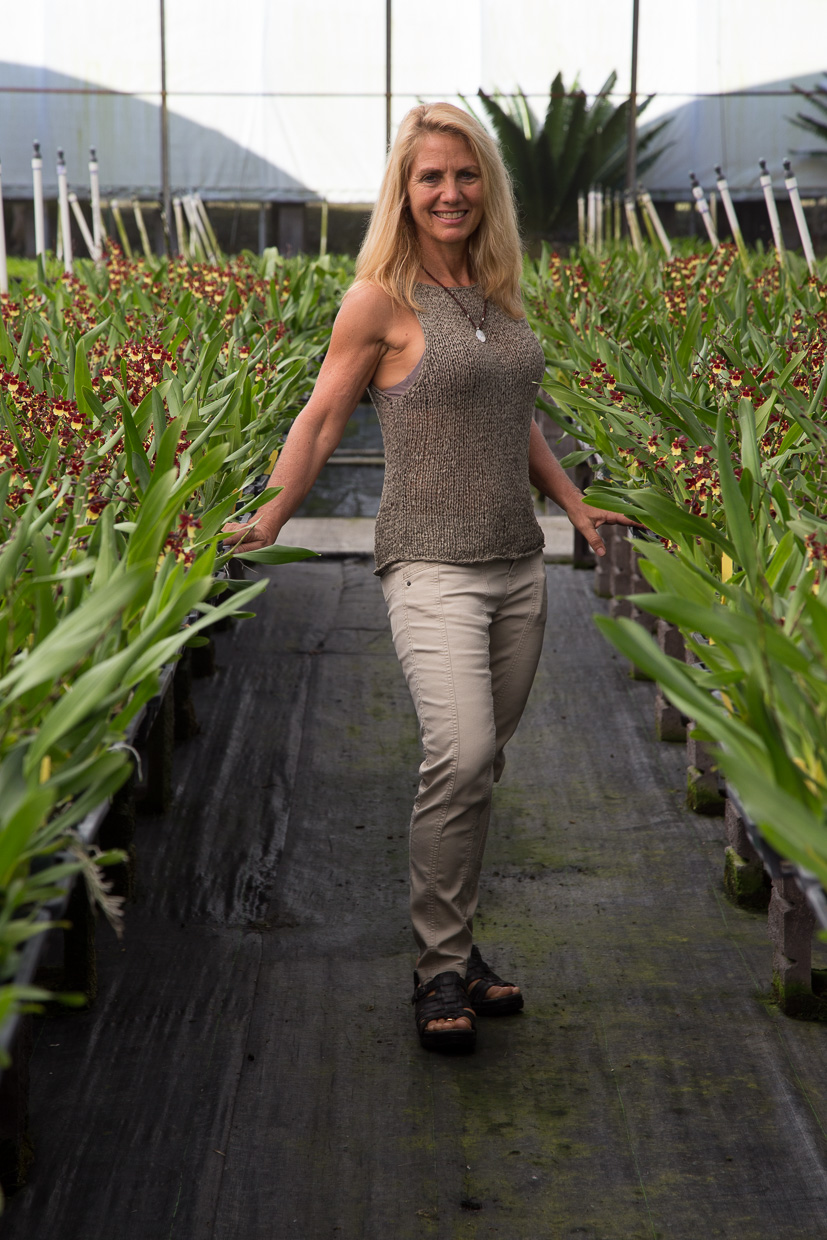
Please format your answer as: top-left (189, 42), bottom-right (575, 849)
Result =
top-left (32, 142), bottom-right (45, 257)
top-left (385, 0), bottom-right (392, 152)
top-left (0, 158), bottom-right (7, 294)
top-left (57, 149), bottom-right (73, 273)
top-left (159, 0), bottom-right (172, 255)
top-left (625, 0), bottom-right (640, 195)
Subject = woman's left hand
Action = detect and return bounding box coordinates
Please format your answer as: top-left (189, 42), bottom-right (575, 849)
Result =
top-left (565, 498), bottom-right (643, 558)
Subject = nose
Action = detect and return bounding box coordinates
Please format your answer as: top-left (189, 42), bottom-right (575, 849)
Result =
top-left (439, 177), bottom-right (463, 203)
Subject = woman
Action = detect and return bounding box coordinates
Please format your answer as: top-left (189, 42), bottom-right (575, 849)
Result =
top-left (223, 103), bottom-right (635, 1053)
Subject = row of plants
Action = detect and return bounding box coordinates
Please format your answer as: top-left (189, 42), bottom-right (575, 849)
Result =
top-left (0, 246), bottom-right (351, 1058)
top-left (524, 241), bottom-right (827, 891)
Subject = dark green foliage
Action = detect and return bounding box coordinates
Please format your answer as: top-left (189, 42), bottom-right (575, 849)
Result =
top-left (472, 71), bottom-right (671, 239)
top-left (790, 75), bottom-right (827, 155)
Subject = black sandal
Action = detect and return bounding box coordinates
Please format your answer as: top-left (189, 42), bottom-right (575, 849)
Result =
top-left (412, 971), bottom-right (477, 1054)
top-left (465, 945), bottom-right (524, 1016)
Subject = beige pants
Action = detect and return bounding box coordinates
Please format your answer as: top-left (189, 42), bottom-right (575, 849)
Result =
top-left (381, 551), bottom-right (548, 983)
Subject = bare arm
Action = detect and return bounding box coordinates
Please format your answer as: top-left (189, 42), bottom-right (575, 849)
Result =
top-left (223, 285), bottom-right (392, 550)
top-left (528, 421), bottom-right (639, 558)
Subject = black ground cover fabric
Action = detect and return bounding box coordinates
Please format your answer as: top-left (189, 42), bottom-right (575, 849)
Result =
top-left (6, 561), bottom-right (827, 1239)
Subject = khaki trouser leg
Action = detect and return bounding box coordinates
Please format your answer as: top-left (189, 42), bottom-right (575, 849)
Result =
top-left (381, 552), bottom-right (547, 984)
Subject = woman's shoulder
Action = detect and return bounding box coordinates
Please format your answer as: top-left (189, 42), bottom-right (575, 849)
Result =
top-left (338, 279), bottom-right (414, 341)
top-left (342, 278), bottom-right (397, 320)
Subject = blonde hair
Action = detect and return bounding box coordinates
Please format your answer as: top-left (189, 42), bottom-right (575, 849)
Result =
top-left (353, 102), bottom-right (524, 318)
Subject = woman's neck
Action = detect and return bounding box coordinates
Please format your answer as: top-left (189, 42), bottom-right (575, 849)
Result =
top-left (417, 240), bottom-right (475, 288)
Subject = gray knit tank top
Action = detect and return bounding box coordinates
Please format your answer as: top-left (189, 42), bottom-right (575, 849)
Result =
top-left (369, 284), bottom-right (546, 574)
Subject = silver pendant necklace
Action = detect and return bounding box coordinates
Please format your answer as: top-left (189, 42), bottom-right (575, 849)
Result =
top-left (422, 269), bottom-right (488, 342)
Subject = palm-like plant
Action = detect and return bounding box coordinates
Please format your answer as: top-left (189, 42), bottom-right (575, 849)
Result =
top-left (790, 75), bottom-right (827, 156)
top-left (472, 71), bottom-right (670, 239)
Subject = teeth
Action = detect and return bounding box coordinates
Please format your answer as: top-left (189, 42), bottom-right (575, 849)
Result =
top-left (435, 211), bottom-right (466, 219)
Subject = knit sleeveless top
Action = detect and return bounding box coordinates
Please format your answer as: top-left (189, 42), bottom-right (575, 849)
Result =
top-left (369, 283), bottom-right (546, 574)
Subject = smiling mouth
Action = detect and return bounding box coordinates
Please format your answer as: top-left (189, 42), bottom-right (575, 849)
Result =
top-left (433, 210), bottom-right (468, 220)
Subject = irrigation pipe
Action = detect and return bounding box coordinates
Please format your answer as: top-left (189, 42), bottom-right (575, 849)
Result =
top-left (783, 159), bottom-right (817, 276)
top-left (714, 165), bottom-right (750, 272)
top-left (689, 172), bottom-right (719, 247)
top-left (0, 158), bottom-right (7, 295)
top-left (32, 142), bottom-right (45, 257)
top-left (758, 160), bottom-right (785, 263)
top-left (89, 148), bottom-right (103, 260)
top-left (56, 149), bottom-right (73, 274)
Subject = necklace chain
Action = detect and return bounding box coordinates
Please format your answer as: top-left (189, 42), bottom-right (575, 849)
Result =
top-left (422, 269), bottom-right (488, 342)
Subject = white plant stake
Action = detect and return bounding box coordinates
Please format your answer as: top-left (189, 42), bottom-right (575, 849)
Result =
top-left (637, 186), bottom-right (672, 259)
top-left (595, 187), bottom-right (604, 252)
top-left (183, 195), bottom-right (208, 261)
top-left (587, 189), bottom-right (596, 249)
top-left (89, 148), bottom-right (103, 260)
top-left (68, 193), bottom-right (96, 259)
top-left (109, 200), bottom-right (133, 259)
top-left (689, 172), bottom-right (719, 247)
top-left (783, 159), bottom-right (817, 276)
top-left (758, 160), bottom-right (785, 263)
top-left (131, 200), bottom-right (153, 259)
top-left (32, 142), bottom-right (45, 257)
top-left (56, 149), bottom-right (73, 274)
top-left (714, 164), bottom-right (749, 270)
top-left (194, 195), bottom-right (220, 263)
top-left (0, 157), bottom-right (8, 295)
top-left (172, 197), bottom-right (187, 257)
top-left (623, 191), bottom-right (643, 253)
top-left (577, 193), bottom-right (586, 248)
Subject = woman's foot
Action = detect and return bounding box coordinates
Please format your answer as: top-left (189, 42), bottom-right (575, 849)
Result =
top-left (465, 945), bottom-right (524, 1016)
top-left (413, 971), bottom-right (477, 1053)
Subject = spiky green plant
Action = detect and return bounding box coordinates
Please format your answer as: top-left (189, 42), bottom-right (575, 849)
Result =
top-left (790, 75), bottom-right (827, 156)
top-left (471, 71), bottom-right (671, 239)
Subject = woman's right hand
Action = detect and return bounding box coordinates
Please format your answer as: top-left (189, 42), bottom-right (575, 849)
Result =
top-left (221, 516), bottom-right (276, 554)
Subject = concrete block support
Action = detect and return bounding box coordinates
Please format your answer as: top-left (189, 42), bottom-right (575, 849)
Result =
top-left (609, 535), bottom-right (634, 621)
top-left (654, 619), bottom-right (687, 739)
top-left (768, 876), bottom-right (827, 1018)
top-left (593, 524), bottom-right (619, 598)
top-left (722, 799), bottom-right (771, 909)
top-left (686, 731), bottom-right (725, 815)
top-left (628, 548), bottom-right (655, 679)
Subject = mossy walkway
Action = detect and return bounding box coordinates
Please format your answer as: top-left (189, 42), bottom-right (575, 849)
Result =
top-left (6, 560), bottom-right (827, 1239)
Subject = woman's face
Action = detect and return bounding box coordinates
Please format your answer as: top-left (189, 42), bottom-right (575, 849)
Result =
top-left (406, 133), bottom-right (484, 251)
